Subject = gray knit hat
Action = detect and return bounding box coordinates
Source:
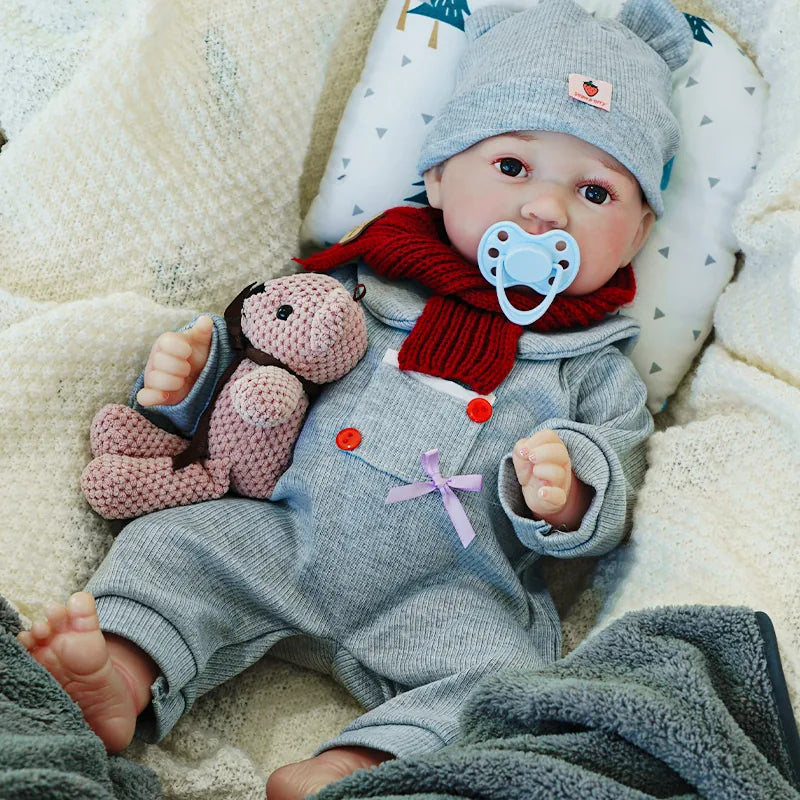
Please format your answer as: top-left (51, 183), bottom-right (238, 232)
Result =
top-left (416, 0), bottom-right (692, 216)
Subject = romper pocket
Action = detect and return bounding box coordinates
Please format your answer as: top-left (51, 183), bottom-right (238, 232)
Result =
top-left (340, 350), bottom-right (494, 483)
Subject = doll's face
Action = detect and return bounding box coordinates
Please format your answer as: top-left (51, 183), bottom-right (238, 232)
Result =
top-left (423, 130), bottom-right (655, 295)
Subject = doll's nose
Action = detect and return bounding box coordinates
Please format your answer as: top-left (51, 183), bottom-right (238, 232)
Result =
top-left (519, 184), bottom-right (568, 233)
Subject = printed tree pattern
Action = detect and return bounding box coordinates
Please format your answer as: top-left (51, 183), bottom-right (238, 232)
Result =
top-left (398, 0), bottom-right (471, 49)
top-left (684, 13), bottom-right (714, 46)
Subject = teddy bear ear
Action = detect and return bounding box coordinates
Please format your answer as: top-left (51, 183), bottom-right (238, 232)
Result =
top-left (618, 0), bottom-right (693, 71)
top-left (464, 5), bottom-right (517, 41)
top-left (224, 282), bottom-right (265, 347)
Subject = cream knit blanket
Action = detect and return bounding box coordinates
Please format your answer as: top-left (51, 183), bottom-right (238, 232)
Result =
top-left (0, 0), bottom-right (792, 797)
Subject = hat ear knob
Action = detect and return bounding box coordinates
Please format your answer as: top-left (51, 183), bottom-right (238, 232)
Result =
top-left (618, 0), bottom-right (693, 71)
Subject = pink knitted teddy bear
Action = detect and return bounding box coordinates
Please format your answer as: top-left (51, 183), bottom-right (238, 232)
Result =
top-left (81, 273), bottom-right (368, 519)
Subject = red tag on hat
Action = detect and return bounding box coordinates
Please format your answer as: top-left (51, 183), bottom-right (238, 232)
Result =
top-left (568, 74), bottom-right (612, 111)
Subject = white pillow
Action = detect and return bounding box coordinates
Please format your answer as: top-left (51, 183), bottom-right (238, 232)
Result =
top-left (301, 0), bottom-right (766, 413)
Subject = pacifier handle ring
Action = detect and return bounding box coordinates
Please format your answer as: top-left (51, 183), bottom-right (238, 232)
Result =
top-left (496, 266), bottom-right (565, 326)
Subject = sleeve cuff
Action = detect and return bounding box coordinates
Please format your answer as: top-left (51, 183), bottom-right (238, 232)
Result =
top-left (498, 425), bottom-right (625, 557)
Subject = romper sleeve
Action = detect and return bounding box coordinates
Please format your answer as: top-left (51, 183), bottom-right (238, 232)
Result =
top-left (497, 347), bottom-right (653, 558)
top-left (128, 314), bottom-right (234, 437)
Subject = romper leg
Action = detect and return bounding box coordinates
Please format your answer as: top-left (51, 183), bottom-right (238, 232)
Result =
top-left (314, 586), bottom-right (562, 758)
top-left (314, 659), bottom-right (543, 759)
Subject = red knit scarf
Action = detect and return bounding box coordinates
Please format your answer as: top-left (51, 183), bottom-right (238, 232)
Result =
top-left (295, 205), bottom-right (635, 395)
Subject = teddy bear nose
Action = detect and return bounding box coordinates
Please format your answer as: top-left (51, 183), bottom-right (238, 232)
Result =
top-left (276, 304), bottom-right (293, 320)
top-left (310, 290), bottom-right (356, 353)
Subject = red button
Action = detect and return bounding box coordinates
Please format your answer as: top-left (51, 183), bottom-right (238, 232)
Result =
top-left (466, 397), bottom-right (493, 423)
top-left (336, 427), bottom-right (362, 450)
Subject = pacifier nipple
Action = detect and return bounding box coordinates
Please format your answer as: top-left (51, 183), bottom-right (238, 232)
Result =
top-left (478, 222), bottom-right (580, 326)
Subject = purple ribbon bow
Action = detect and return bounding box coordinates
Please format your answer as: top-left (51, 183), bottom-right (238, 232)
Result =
top-left (385, 449), bottom-right (483, 547)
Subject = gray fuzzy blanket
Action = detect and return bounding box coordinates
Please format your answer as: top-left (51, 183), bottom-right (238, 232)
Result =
top-left (0, 594), bottom-right (162, 800)
top-left (316, 605), bottom-right (800, 799)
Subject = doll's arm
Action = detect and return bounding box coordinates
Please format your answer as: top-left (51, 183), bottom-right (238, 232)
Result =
top-left (500, 349), bottom-right (652, 559)
top-left (136, 316), bottom-right (214, 407)
top-left (129, 314), bottom-right (235, 437)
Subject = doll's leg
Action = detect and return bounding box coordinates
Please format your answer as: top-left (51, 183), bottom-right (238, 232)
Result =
top-left (264, 664), bottom-right (521, 799)
top-left (81, 498), bottom-right (308, 744)
top-left (264, 606), bottom-right (558, 798)
top-left (80, 454), bottom-right (231, 518)
top-left (89, 403), bottom-right (188, 458)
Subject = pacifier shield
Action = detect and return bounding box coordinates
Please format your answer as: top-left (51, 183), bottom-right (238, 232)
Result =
top-left (477, 221), bottom-right (581, 326)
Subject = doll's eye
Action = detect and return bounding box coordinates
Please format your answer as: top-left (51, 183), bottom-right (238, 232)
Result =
top-left (494, 158), bottom-right (528, 178)
top-left (276, 304), bottom-right (293, 320)
top-left (579, 184), bottom-right (610, 205)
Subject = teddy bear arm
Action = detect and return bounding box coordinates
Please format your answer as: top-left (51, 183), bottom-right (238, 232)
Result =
top-left (230, 366), bottom-right (305, 427)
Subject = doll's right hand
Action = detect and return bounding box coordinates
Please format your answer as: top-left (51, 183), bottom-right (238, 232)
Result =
top-left (136, 316), bottom-right (214, 407)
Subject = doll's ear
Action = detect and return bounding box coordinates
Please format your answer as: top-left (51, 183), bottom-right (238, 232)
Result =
top-left (464, 5), bottom-right (517, 40)
top-left (618, 0), bottom-right (692, 71)
top-left (423, 166), bottom-right (443, 210)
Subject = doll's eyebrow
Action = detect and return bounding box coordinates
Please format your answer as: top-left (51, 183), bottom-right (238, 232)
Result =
top-left (505, 131), bottom-right (538, 142)
top-left (596, 157), bottom-right (629, 178)
top-left (503, 131), bottom-right (632, 180)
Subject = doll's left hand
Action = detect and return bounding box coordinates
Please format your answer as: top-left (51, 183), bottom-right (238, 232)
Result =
top-left (512, 429), bottom-right (572, 519)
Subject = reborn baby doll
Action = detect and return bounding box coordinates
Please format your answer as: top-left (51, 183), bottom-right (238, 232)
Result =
top-left (20, 1), bottom-right (691, 797)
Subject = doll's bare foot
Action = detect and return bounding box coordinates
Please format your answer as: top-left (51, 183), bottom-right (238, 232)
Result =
top-left (266, 746), bottom-right (393, 799)
top-left (17, 592), bottom-right (154, 753)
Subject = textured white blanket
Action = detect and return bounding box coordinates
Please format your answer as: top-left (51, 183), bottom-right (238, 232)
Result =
top-left (578, 0), bottom-right (800, 706)
top-left (0, 0), bottom-right (791, 797)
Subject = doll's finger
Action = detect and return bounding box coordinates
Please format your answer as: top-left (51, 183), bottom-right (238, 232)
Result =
top-left (534, 485), bottom-right (567, 514)
top-left (145, 370), bottom-right (186, 392)
top-left (531, 462), bottom-right (567, 488)
top-left (136, 387), bottom-right (169, 407)
top-left (186, 316), bottom-right (214, 346)
top-left (520, 483), bottom-right (566, 518)
top-left (189, 314), bottom-right (214, 334)
top-left (151, 350), bottom-right (192, 377)
top-left (512, 442), bottom-right (535, 484)
top-left (186, 318), bottom-right (213, 374)
top-left (157, 332), bottom-right (193, 359)
top-left (526, 428), bottom-right (561, 449)
top-left (515, 433), bottom-right (557, 459)
top-left (528, 442), bottom-right (569, 466)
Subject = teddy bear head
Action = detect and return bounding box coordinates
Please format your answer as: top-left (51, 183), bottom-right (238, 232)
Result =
top-left (239, 273), bottom-right (368, 384)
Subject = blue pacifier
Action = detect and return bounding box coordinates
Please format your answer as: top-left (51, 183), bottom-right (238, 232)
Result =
top-left (477, 221), bottom-right (580, 325)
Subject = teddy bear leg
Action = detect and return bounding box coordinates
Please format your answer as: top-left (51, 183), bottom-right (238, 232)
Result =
top-left (81, 454), bottom-right (231, 519)
top-left (90, 404), bottom-right (188, 458)
top-left (229, 459), bottom-right (283, 500)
